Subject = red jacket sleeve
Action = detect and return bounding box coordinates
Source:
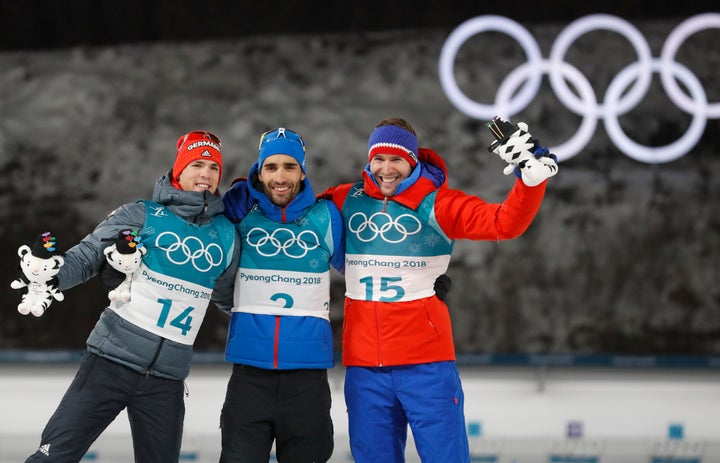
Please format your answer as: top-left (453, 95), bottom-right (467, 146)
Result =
top-left (434, 178), bottom-right (547, 241)
top-left (317, 183), bottom-right (354, 211)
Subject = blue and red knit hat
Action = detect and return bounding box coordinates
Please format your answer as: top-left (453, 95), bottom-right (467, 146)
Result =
top-left (367, 125), bottom-right (419, 167)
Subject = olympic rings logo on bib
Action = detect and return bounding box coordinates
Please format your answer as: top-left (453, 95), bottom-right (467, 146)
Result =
top-left (438, 13), bottom-right (720, 163)
top-left (246, 227), bottom-right (320, 258)
top-left (155, 231), bottom-right (224, 272)
top-left (348, 212), bottom-right (422, 243)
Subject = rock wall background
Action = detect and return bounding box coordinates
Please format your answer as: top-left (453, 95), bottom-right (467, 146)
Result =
top-left (0, 14), bottom-right (718, 357)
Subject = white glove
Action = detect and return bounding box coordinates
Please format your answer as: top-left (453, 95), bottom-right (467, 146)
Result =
top-left (487, 118), bottom-right (559, 187)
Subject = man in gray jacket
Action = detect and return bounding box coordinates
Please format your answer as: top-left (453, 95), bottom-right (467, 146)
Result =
top-left (23, 130), bottom-right (240, 463)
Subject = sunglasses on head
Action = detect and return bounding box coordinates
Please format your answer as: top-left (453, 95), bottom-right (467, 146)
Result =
top-left (178, 130), bottom-right (222, 150)
top-left (259, 127), bottom-right (305, 149)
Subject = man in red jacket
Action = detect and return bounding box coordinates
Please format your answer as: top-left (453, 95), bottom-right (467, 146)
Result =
top-left (320, 117), bottom-right (558, 462)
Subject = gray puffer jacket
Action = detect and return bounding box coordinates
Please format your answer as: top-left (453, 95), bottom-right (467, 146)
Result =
top-left (58, 172), bottom-right (240, 380)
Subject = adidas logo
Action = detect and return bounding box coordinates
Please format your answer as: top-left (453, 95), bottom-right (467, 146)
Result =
top-left (39, 443), bottom-right (51, 456)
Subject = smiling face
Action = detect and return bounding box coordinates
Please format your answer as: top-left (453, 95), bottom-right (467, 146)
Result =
top-left (177, 159), bottom-right (221, 194)
top-left (369, 153), bottom-right (413, 197)
top-left (258, 154), bottom-right (305, 207)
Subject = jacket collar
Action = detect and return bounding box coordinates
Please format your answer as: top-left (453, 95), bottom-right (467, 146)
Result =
top-left (246, 161), bottom-right (316, 223)
top-left (361, 147), bottom-right (448, 210)
top-left (152, 171), bottom-right (225, 224)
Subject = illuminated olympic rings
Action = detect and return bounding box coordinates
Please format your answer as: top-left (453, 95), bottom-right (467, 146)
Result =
top-left (438, 13), bottom-right (720, 163)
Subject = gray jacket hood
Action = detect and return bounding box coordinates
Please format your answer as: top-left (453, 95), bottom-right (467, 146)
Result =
top-left (153, 171), bottom-right (226, 224)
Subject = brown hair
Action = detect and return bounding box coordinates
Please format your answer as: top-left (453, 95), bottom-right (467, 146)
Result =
top-left (375, 118), bottom-right (416, 136)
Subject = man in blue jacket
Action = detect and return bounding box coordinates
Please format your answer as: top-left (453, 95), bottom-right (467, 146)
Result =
top-left (219, 127), bottom-right (345, 463)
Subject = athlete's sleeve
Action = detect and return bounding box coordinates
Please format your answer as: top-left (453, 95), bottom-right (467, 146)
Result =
top-left (58, 202), bottom-right (146, 291)
top-left (210, 227), bottom-right (241, 315)
top-left (434, 178), bottom-right (547, 241)
top-left (326, 201), bottom-right (345, 275)
top-left (317, 183), bottom-right (353, 211)
top-left (223, 178), bottom-right (253, 223)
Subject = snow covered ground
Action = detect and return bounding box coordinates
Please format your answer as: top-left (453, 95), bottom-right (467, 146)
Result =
top-left (2, 362), bottom-right (720, 462)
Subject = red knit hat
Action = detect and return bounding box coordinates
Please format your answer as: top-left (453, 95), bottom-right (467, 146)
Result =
top-left (172, 131), bottom-right (223, 189)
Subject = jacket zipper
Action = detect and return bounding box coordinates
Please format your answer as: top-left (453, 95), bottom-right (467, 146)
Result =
top-left (424, 302), bottom-right (438, 334)
top-left (377, 199), bottom-right (388, 366)
top-left (274, 316), bottom-right (281, 369)
top-left (272, 206), bottom-right (287, 370)
top-left (193, 192), bottom-right (210, 224)
top-left (146, 338), bottom-right (164, 379)
top-left (375, 301), bottom-right (383, 366)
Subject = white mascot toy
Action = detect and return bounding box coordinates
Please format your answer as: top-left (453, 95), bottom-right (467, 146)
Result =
top-left (11, 232), bottom-right (65, 317)
top-left (103, 229), bottom-right (146, 303)
top-left (486, 116), bottom-right (559, 187)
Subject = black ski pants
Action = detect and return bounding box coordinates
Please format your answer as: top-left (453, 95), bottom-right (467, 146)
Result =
top-left (25, 352), bottom-right (185, 463)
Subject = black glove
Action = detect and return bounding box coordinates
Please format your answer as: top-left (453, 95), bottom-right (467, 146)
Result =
top-left (98, 261), bottom-right (125, 291)
top-left (434, 274), bottom-right (452, 302)
top-left (486, 117), bottom-right (558, 186)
